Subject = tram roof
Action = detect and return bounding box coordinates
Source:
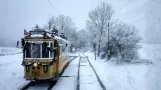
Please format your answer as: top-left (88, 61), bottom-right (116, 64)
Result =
top-left (24, 35), bottom-right (69, 44)
top-left (23, 29), bottom-right (70, 44)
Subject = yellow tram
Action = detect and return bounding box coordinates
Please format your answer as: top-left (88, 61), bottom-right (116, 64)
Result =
top-left (21, 28), bottom-right (70, 80)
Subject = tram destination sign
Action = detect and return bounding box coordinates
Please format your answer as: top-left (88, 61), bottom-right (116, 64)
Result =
top-left (30, 31), bottom-right (46, 35)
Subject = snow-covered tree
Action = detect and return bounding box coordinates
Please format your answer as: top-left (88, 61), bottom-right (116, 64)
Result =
top-left (45, 15), bottom-right (78, 52)
top-left (110, 22), bottom-right (142, 63)
top-left (86, 2), bottom-right (114, 56)
top-left (76, 29), bottom-right (90, 50)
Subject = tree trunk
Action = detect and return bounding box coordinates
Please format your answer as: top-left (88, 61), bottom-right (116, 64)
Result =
top-left (117, 44), bottom-right (123, 64)
top-left (70, 44), bottom-right (73, 52)
top-left (98, 44), bottom-right (100, 56)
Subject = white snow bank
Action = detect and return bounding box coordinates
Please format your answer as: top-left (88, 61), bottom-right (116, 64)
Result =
top-left (138, 43), bottom-right (161, 63)
top-left (139, 43), bottom-right (161, 90)
top-left (0, 47), bottom-right (22, 55)
top-left (85, 52), bottom-right (148, 90)
top-left (84, 43), bottom-right (161, 90)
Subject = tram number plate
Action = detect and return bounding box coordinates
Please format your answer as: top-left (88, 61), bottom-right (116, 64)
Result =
top-left (32, 71), bottom-right (40, 76)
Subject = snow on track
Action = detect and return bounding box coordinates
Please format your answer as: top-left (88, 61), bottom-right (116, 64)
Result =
top-left (26, 82), bottom-right (52, 90)
top-left (79, 57), bottom-right (103, 90)
top-left (52, 57), bottom-right (80, 90)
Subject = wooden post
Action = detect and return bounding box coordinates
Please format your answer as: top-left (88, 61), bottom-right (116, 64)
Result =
top-left (107, 22), bottom-right (110, 60)
top-left (94, 43), bottom-right (96, 60)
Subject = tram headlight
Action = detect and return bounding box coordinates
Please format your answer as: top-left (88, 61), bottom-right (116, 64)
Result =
top-left (33, 62), bottom-right (38, 67)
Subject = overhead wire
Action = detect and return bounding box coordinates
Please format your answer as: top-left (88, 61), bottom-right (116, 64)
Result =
top-left (47, 0), bottom-right (59, 15)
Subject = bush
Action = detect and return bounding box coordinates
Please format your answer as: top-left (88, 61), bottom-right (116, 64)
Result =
top-left (110, 22), bottom-right (142, 63)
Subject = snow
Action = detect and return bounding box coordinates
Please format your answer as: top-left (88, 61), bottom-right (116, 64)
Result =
top-left (0, 47), bottom-right (22, 55)
top-left (139, 43), bottom-right (161, 90)
top-left (30, 34), bottom-right (44, 37)
top-left (54, 36), bottom-right (69, 44)
top-left (52, 57), bottom-right (79, 90)
top-left (84, 43), bottom-right (161, 90)
top-left (27, 82), bottom-right (51, 90)
top-left (79, 57), bottom-right (102, 90)
top-left (85, 52), bottom-right (147, 90)
top-left (0, 53), bottom-right (29, 90)
top-left (69, 52), bottom-right (79, 57)
top-left (1, 44), bottom-right (161, 90)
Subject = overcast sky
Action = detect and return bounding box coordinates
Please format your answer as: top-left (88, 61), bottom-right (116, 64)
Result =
top-left (1, 0), bottom-right (159, 46)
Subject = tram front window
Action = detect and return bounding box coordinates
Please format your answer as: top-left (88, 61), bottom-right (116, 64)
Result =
top-left (42, 43), bottom-right (49, 58)
top-left (31, 43), bottom-right (41, 58)
top-left (24, 42), bottom-right (53, 58)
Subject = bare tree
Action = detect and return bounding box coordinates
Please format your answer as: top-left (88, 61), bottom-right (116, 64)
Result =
top-left (86, 2), bottom-right (114, 56)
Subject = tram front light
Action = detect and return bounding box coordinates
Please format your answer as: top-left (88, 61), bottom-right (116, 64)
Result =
top-left (33, 62), bottom-right (38, 67)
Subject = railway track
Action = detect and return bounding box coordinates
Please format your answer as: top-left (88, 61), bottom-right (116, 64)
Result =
top-left (77, 53), bottom-right (106, 90)
top-left (20, 53), bottom-right (106, 90)
top-left (20, 56), bottom-right (77, 90)
top-left (20, 80), bottom-right (57, 90)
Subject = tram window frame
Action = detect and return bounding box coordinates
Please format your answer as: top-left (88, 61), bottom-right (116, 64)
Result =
top-left (31, 43), bottom-right (41, 58)
top-left (59, 44), bottom-right (63, 56)
top-left (25, 42), bottom-right (31, 58)
top-left (41, 42), bottom-right (54, 59)
top-left (42, 42), bottom-right (50, 58)
top-left (53, 40), bottom-right (57, 61)
top-left (50, 43), bottom-right (53, 58)
top-left (24, 41), bottom-right (55, 59)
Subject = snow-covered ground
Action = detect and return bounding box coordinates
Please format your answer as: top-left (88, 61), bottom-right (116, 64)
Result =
top-left (0, 53), bottom-right (29, 90)
top-left (84, 43), bottom-right (161, 90)
top-left (79, 57), bottom-right (102, 90)
top-left (52, 57), bottom-right (79, 90)
top-left (0, 47), bottom-right (22, 55)
top-left (0, 44), bottom-right (161, 90)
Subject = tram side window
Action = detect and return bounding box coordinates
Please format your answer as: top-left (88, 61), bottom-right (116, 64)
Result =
top-left (25, 42), bottom-right (31, 58)
top-left (42, 43), bottom-right (49, 58)
top-left (50, 43), bottom-right (53, 58)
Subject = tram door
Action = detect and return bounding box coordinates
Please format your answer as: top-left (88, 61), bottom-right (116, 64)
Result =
top-left (54, 40), bottom-right (60, 74)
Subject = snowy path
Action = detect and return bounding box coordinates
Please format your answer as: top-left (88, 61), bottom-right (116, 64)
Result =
top-left (79, 57), bottom-right (103, 90)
